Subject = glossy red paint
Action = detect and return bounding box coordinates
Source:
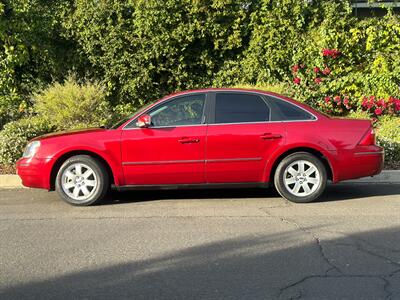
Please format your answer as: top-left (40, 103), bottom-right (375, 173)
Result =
top-left (16, 88), bottom-right (384, 191)
top-left (121, 125), bottom-right (207, 185)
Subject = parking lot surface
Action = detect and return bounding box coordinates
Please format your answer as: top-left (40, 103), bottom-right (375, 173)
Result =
top-left (1, 183), bottom-right (400, 299)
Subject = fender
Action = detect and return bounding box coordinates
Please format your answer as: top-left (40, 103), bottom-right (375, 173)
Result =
top-left (48, 145), bottom-right (124, 187)
top-left (262, 142), bottom-right (338, 183)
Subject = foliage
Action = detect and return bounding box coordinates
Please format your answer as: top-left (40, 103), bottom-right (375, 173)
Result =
top-left (232, 84), bottom-right (287, 95)
top-left (285, 10), bottom-right (400, 118)
top-left (348, 113), bottom-right (400, 165)
top-left (376, 117), bottom-right (400, 165)
top-left (63, 0), bottom-right (257, 108)
top-left (347, 110), bottom-right (372, 121)
top-left (377, 116), bottom-right (400, 142)
top-left (361, 96), bottom-right (400, 118)
top-left (0, 0), bottom-right (80, 128)
top-left (0, 0), bottom-right (399, 166)
top-left (34, 76), bottom-right (113, 130)
top-left (0, 116), bottom-right (54, 164)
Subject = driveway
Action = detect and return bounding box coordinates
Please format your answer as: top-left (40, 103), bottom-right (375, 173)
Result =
top-left (1, 183), bottom-right (400, 299)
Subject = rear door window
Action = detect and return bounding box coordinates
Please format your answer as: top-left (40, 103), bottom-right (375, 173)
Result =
top-left (214, 93), bottom-right (270, 124)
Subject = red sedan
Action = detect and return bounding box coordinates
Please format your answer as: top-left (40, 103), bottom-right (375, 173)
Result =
top-left (16, 89), bottom-right (384, 205)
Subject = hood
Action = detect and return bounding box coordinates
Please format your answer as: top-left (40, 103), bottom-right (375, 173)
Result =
top-left (33, 128), bottom-right (108, 141)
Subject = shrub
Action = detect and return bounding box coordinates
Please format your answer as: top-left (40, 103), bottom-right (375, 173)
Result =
top-left (345, 110), bottom-right (371, 121)
top-left (232, 84), bottom-right (287, 95)
top-left (34, 77), bottom-right (113, 130)
top-left (361, 96), bottom-right (400, 118)
top-left (376, 117), bottom-right (400, 166)
top-left (0, 117), bottom-right (55, 164)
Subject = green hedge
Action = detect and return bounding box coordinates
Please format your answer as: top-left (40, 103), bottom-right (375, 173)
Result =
top-left (2, 0), bottom-right (400, 121)
top-left (0, 117), bottom-right (54, 164)
top-left (376, 117), bottom-right (400, 164)
top-left (0, 0), bottom-right (399, 166)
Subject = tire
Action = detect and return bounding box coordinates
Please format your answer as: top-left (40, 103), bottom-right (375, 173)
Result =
top-left (55, 155), bottom-right (109, 206)
top-left (274, 152), bottom-right (327, 203)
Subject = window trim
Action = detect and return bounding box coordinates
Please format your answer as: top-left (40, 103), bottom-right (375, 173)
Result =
top-left (123, 92), bottom-right (209, 130)
top-left (122, 90), bottom-right (318, 130)
top-left (264, 94), bottom-right (317, 122)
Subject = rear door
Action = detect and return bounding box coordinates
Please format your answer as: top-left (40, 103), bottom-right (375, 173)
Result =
top-left (205, 92), bottom-right (286, 183)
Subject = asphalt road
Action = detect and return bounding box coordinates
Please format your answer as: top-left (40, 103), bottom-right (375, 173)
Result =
top-left (1, 183), bottom-right (400, 300)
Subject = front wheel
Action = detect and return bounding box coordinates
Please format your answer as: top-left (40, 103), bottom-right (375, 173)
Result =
top-left (55, 155), bottom-right (109, 206)
top-left (274, 152), bottom-right (327, 203)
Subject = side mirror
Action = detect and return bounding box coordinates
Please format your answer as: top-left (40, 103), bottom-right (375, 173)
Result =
top-left (136, 114), bottom-right (151, 128)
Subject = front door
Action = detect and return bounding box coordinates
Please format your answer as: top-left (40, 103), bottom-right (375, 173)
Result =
top-left (121, 93), bottom-right (207, 185)
top-left (206, 92), bottom-right (285, 183)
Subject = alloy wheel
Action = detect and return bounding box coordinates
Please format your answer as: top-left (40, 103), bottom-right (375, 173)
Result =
top-left (283, 160), bottom-right (321, 197)
top-left (61, 163), bottom-right (98, 201)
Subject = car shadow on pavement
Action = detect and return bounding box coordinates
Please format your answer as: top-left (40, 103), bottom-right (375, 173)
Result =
top-left (318, 183), bottom-right (400, 203)
top-left (1, 226), bottom-right (400, 299)
top-left (102, 187), bottom-right (279, 205)
top-left (102, 183), bottom-right (400, 205)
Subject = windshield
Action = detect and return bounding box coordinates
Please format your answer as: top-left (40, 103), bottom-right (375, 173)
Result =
top-left (110, 103), bottom-right (152, 129)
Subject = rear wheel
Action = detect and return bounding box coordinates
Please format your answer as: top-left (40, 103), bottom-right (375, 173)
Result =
top-left (55, 155), bottom-right (109, 206)
top-left (274, 152), bottom-right (327, 203)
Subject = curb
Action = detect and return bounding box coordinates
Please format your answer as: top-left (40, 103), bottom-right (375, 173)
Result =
top-left (343, 170), bottom-right (400, 184)
top-left (0, 171), bottom-right (399, 189)
top-left (0, 175), bottom-right (23, 188)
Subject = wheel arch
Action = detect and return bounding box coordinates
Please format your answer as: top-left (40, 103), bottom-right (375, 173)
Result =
top-left (49, 150), bottom-right (116, 191)
top-left (266, 147), bottom-right (334, 183)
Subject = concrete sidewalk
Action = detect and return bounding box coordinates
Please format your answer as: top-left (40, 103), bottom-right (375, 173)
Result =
top-left (1, 170), bottom-right (399, 188)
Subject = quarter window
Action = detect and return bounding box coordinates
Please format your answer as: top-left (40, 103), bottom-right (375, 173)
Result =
top-left (267, 97), bottom-right (315, 121)
top-left (214, 93), bottom-right (270, 124)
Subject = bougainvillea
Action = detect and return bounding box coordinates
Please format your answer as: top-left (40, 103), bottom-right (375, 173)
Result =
top-left (361, 96), bottom-right (400, 118)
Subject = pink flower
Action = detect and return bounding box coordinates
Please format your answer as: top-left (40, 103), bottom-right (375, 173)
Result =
top-left (374, 108), bottom-right (383, 115)
top-left (394, 99), bottom-right (400, 111)
top-left (293, 77), bottom-right (301, 85)
top-left (291, 65), bottom-right (300, 73)
top-left (362, 97), bottom-right (368, 107)
top-left (314, 77), bottom-right (322, 84)
top-left (324, 96), bottom-right (331, 103)
top-left (334, 96), bottom-right (341, 103)
top-left (322, 49), bottom-right (330, 56)
top-left (377, 98), bottom-right (386, 108)
top-left (322, 48), bottom-right (341, 58)
top-left (313, 67), bottom-right (321, 73)
top-left (322, 67), bottom-right (331, 75)
top-left (343, 98), bottom-right (349, 106)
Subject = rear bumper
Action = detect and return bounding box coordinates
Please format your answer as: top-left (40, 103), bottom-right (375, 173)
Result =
top-left (334, 146), bottom-right (384, 182)
top-left (16, 157), bottom-right (53, 189)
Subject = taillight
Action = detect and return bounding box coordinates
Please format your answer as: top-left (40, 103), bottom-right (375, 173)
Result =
top-left (358, 127), bottom-right (376, 146)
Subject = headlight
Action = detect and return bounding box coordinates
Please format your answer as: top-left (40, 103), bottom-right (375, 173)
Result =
top-left (22, 141), bottom-right (41, 158)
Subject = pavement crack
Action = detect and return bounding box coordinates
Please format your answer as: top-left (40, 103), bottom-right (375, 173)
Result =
top-left (278, 274), bottom-right (391, 300)
top-left (260, 212), bottom-right (397, 300)
top-left (261, 208), bottom-right (343, 275)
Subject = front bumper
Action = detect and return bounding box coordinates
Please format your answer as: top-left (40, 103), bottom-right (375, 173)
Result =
top-left (16, 157), bottom-right (54, 189)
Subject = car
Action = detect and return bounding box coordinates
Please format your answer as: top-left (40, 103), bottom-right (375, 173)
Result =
top-left (16, 88), bottom-right (384, 206)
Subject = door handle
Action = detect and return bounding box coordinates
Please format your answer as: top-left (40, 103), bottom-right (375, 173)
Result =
top-left (178, 137), bottom-right (200, 144)
top-left (260, 133), bottom-right (282, 140)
